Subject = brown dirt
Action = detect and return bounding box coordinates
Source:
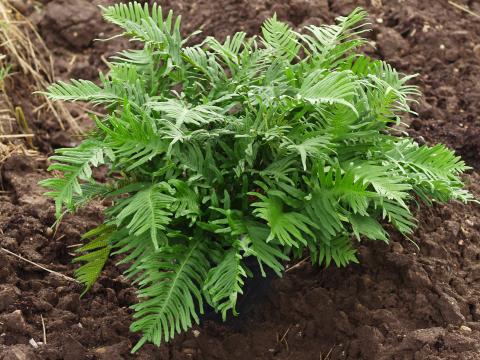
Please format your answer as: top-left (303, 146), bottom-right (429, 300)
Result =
top-left (1, 0), bottom-right (480, 359)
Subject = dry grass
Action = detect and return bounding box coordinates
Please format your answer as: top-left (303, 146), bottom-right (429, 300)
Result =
top-left (0, 54), bottom-right (34, 162)
top-left (0, 1), bottom-right (80, 162)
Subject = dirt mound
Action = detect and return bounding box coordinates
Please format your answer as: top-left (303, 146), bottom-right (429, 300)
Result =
top-left (1, 0), bottom-right (480, 359)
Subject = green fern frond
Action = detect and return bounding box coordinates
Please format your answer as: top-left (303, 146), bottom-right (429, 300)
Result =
top-left (146, 99), bottom-right (224, 127)
top-left (204, 32), bottom-right (247, 73)
top-left (45, 80), bottom-right (120, 104)
top-left (304, 186), bottom-right (344, 241)
top-left (168, 179), bottom-right (200, 221)
top-left (130, 238), bottom-right (209, 352)
top-left (101, 2), bottom-right (182, 63)
top-left (349, 214), bottom-right (388, 242)
top-left (300, 8), bottom-right (369, 66)
top-left (115, 183), bottom-right (175, 250)
top-left (245, 221), bottom-right (288, 276)
top-left (203, 244), bottom-right (246, 320)
top-left (299, 71), bottom-right (359, 116)
top-left (378, 199), bottom-right (417, 235)
top-left (40, 140), bottom-right (107, 217)
top-left (251, 195), bottom-right (316, 248)
top-left (261, 14), bottom-right (300, 60)
top-left (285, 135), bottom-right (333, 170)
top-left (350, 162), bottom-right (411, 206)
top-left (388, 140), bottom-right (468, 178)
top-left (74, 225), bottom-right (113, 294)
top-left (312, 235), bottom-right (359, 267)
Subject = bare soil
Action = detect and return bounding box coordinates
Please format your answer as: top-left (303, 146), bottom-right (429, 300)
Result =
top-left (1, 0), bottom-right (480, 359)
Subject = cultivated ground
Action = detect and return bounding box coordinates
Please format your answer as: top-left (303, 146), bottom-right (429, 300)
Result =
top-left (1, 0), bottom-right (480, 359)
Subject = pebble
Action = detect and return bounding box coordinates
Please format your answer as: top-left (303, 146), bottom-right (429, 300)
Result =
top-left (460, 325), bottom-right (472, 333)
top-left (28, 338), bottom-right (39, 349)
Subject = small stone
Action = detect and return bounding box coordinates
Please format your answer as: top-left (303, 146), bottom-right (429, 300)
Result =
top-left (460, 325), bottom-right (472, 333)
top-left (45, 227), bottom-right (54, 237)
top-left (192, 329), bottom-right (200, 338)
top-left (28, 338), bottom-right (38, 349)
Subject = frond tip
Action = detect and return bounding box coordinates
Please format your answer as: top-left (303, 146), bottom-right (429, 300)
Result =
top-left (74, 225), bottom-right (113, 295)
top-left (203, 246), bottom-right (247, 320)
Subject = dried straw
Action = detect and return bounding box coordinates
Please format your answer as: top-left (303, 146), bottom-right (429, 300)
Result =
top-left (0, 1), bottom-right (80, 162)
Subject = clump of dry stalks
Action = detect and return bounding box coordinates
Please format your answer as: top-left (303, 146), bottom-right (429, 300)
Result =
top-left (0, 1), bottom-right (79, 163)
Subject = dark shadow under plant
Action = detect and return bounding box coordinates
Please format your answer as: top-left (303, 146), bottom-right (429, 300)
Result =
top-left (40, 2), bottom-right (472, 352)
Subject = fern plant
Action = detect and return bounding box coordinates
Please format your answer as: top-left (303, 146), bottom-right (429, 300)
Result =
top-left (41, 3), bottom-right (472, 352)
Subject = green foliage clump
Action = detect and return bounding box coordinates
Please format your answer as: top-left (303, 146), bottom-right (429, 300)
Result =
top-left (41, 3), bottom-right (471, 352)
